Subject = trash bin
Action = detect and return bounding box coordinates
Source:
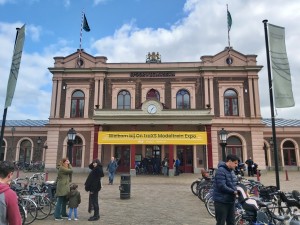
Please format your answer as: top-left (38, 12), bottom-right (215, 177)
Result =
top-left (119, 174), bottom-right (131, 199)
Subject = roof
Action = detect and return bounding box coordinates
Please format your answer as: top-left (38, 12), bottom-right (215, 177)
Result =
top-left (0, 120), bottom-right (49, 127)
top-left (262, 118), bottom-right (300, 127)
top-left (1, 119), bottom-right (300, 127)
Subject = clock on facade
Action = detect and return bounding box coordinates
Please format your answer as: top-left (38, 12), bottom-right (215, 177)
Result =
top-left (147, 104), bottom-right (157, 114)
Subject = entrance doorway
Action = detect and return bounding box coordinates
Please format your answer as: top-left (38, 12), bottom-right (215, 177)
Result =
top-left (177, 146), bottom-right (193, 173)
top-left (115, 145), bottom-right (130, 173)
top-left (145, 145), bottom-right (161, 174)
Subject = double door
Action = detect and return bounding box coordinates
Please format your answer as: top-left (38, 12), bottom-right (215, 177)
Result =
top-left (115, 146), bottom-right (130, 172)
top-left (177, 146), bottom-right (193, 173)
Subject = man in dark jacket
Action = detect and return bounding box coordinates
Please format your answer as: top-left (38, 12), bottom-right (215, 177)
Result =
top-left (84, 159), bottom-right (104, 221)
top-left (245, 157), bottom-right (254, 177)
top-left (213, 154), bottom-right (239, 225)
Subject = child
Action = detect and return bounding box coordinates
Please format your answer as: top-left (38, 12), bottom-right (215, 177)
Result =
top-left (67, 183), bottom-right (81, 221)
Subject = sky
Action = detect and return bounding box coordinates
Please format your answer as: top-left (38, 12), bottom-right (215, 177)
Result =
top-left (0, 0), bottom-right (300, 120)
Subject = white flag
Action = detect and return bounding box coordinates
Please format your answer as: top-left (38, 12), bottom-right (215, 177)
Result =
top-left (5, 24), bottom-right (26, 108)
top-left (268, 23), bottom-right (294, 108)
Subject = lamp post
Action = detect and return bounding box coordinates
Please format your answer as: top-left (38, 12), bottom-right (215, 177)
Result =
top-left (67, 128), bottom-right (76, 165)
top-left (37, 137), bottom-right (42, 161)
top-left (219, 128), bottom-right (228, 162)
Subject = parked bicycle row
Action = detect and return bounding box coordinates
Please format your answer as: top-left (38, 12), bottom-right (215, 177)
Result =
top-left (10, 172), bottom-right (57, 225)
top-left (191, 167), bottom-right (300, 225)
top-left (13, 161), bottom-right (45, 172)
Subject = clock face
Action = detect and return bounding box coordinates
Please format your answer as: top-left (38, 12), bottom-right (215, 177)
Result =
top-left (147, 104), bottom-right (157, 114)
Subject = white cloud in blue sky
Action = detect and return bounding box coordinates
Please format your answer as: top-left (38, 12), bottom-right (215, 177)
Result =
top-left (0, 0), bottom-right (300, 120)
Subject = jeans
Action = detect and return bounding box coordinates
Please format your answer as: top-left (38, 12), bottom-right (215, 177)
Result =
top-left (90, 192), bottom-right (99, 217)
top-left (175, 165), bottom-right (180, 175)
top-left (162, 166), bottom-right (168, 176)
top-left (68, 208), bottom-right (78, 219)
top-left (54, 196), bottom-right (68, 219)
top-left (214, 201), bottom-right (235, 225)
top-left (108, 171), bottom-right (115, 184)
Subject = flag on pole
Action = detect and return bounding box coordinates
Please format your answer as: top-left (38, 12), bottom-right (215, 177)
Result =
top-left (83, 14), bottom-right (90, 32)
top-left (5, 24), bottom-right (26, 108)
top-left (268, 23), bottom-right (294, 108)
top-left (227, 9), bottom-right (232, 32)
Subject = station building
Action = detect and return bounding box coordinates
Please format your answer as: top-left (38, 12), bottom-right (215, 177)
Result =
top-left (1, 48), bottom-right (299, 174)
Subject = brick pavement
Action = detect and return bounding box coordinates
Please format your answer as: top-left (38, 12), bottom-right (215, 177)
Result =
top-left (17, 170), bottom-right (300, 225)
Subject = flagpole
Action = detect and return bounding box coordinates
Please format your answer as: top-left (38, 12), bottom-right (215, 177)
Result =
top-left (263, 19), bottom-right (280, 190)
top-left (79, 11), bottom-right (84, 58)
top-left (0, 27), bottom-right (21, 161)
top-left (227, 4), bottom-right (230, 49)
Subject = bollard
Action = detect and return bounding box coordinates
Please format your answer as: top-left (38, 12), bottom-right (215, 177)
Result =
top-left (45, 171), bottom-right (49, 181)
top-left (285, 170), bottom-right (289, 181)
top-left (16, 169), bottom-right (19, 178)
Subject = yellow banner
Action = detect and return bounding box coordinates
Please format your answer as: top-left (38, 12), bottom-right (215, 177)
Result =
top-left (98, 131), bottom-right (207, 145)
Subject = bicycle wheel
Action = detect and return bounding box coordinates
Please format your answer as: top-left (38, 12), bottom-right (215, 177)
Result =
top-left (19, 197), bottom-right (37, 225)
top-left (191, 181), bottom-right (200, 196)
top-left (205, 196), bottom-right (215, 217)
top-left (49, 199), bottom-right (57, 215)
top-left (35, 195), bottom-right (52, 220)
top-left (18, 203), bottom-right (26, 225)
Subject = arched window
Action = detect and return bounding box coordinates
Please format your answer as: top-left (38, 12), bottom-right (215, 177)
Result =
top-left (176, 89), bottom-right (190, 109)
top-left (224, 89), bottom-right (238, 116)
top-left (226, 136), bottom-right (243, 161)
top-left (146, 89), bottom-right (160, 101)
top-left (19, 140), bottom-right (31, 165)
top-left (71, 90), bottom-right (84, 118)
top-left (283, 141), bottom-right (296, 166)
top-left (71, 136), bottom-right (83, 167)
top-left (117, 90), bottom-right (131, 109)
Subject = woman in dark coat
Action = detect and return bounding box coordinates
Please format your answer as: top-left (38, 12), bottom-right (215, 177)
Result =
top-left (84, 159), bottom-right (104, 221)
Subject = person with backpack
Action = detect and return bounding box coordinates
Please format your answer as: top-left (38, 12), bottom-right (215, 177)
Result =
top-left (0, 161), bottom-right (22, 225)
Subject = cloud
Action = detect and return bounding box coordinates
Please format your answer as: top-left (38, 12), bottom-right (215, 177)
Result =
top-left (93, 0), bottom-right (109, 6)
top-left (1, 0), bottom-right (300, 120)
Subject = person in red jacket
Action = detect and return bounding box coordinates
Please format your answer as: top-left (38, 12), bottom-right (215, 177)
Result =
top-left (0, 161), bottom-right (22, 225)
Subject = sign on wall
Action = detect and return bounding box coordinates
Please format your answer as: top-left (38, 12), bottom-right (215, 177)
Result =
top-left (98, 131), bottom-right (207, 145)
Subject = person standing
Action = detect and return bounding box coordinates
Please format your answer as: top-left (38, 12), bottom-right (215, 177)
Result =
top-left (174, 157), bottom-right (181, 176)
top-left (0, 161), bottom-right (22, 225)
top-left (245, 157), bottom-right (254, 177)
top-left (162, 157), bottom-right (168, 176)
top-left (54, 158), bottom-right (73, 221)
top-left (106, 157), bottom-right (118, 185)
top-left (213, 154), bottom-right (239, 225)
top-left (85, 159), bottom-right (104, 221)
top-left (67, 183), bottom-right (81, 221)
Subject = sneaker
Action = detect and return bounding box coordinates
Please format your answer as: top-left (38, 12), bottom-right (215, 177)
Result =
top-left (61, 216), bottom-right (69, 219)
top-left (74, 218), bottom-right (78, 221)
top-left (55, 218), bottom-right (63, 221)
top-left (68, 218), bottom-right (71, 221)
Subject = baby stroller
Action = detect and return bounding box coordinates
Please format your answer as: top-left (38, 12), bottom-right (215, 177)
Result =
top-left (252, 163), bottom-right (261, 177)
top-left (236, 183), bottom-right (261, 223)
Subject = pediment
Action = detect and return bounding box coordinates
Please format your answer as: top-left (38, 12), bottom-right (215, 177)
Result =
top-left (200, 47), bottom-right (258, 67)
top-left (53, 49), bottom-right (107, 68)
